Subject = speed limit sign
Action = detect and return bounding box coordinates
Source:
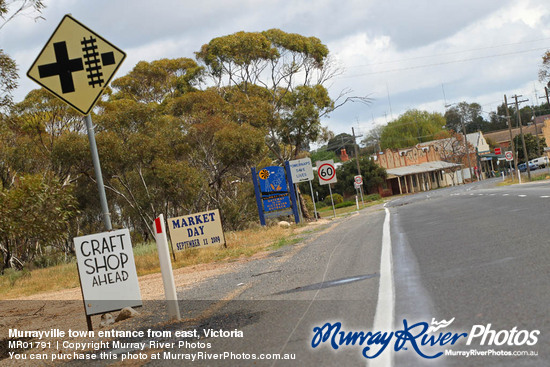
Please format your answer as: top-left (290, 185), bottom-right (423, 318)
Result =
top-left (317, 160), bottom-right (337, 185)
top-left (504, 151), bottom-right (513, 161)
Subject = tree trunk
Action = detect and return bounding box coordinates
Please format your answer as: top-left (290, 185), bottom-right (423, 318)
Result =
top-left (296, 187), bottom-right (311, 219)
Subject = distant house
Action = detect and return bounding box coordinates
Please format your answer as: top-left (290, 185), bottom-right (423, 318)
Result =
top-left (484, 116), bottom-right (548, 151)
top-left (375, 145), bottom-right (463, 196)
top-left (466, 131), bottom-right (490, 155)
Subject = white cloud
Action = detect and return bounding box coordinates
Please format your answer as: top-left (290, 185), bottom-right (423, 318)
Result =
top-left (2, 0), bottom-right (550, 137)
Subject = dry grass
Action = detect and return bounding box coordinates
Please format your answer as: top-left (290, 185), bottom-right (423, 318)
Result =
top-left (0, 224), bottom-right (303, 299)
top-left (497, 172), bottom-right (550, 186)
top-left (317, 199), bottom-right (384, 218)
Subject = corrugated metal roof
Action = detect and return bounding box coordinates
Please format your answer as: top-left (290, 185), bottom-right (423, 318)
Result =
top-left (386, 161), bottom-right (462, 177)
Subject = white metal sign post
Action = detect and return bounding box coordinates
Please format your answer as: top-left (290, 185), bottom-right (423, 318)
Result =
top-left (504, 151), bottom-right (514, 179)
top-left (317, 160), bottom-right (338, 218)
top-left (354, 175), bottom-right (365, 206)
top-left (154, 215), bottom-right (181, 320)
top-left (288, 158), bottom-right (317, 219)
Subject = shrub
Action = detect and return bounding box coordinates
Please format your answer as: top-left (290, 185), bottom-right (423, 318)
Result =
top-left (335, 201), bottom-right (356, 209)
top-left (315, 201), bottom-right (327, 209)
top-left (365, 194), bottom-right (381, 202)
top-left (301, 194), bottom-right (314, 215)
top-left (324, 193), bottom-right (343, 205)
top-left (3, 268), bottom-right (31, 287)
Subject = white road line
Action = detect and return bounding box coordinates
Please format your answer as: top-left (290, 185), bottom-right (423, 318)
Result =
top-left (503, 194), bottom-right (509, 196)
top-left (541, 196), bottom-right (550, 198)
top-left (518, 195), bottom-right (527, 197)
top-left (370, 207), bottom-right (394, 367)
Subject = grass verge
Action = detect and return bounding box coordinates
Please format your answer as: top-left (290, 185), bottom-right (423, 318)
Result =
top-left (0, 224), bottom-right (314, 299)
top-left (497, 172), bottom-right (550, 186)
top-left (317, 199), bottom-right (384, 218)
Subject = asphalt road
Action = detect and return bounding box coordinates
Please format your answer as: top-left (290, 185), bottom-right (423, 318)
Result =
top-left (388, 178), bottom-right (550, 366)
top-left (65, 178), bottom-right (550, 367)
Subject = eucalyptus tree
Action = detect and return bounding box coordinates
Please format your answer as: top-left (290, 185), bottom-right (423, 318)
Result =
top-left (379, 109), bottom-right (446, 150)
top-left (196, 29), bottom-right (368, 162)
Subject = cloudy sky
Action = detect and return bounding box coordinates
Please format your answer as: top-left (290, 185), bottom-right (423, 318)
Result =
top-left (2, 0), bottom-right (550, 140)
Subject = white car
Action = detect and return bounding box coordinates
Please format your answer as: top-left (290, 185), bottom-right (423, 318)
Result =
top-left (529, 156), bottom-right (549, 168)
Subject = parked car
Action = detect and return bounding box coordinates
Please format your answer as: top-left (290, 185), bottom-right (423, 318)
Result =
top-left (518, 162), bottom-right (538, 172)
top-left (528, 156), bottom-right (549, 168)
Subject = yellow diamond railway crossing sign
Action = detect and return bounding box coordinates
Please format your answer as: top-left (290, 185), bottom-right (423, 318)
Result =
top-left (27, 14), bottom-right (126, 115)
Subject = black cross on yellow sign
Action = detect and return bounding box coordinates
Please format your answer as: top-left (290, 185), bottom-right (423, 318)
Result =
top-left (27, 14), bottom-right (125, 115)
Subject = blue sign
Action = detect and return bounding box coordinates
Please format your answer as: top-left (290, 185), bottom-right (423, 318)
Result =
top-left (258, 166), bottom-right (288, 194)
top-left (251, 164), bottom-right (299, 226)
top-left (263, 195), bottom-right (292, 212)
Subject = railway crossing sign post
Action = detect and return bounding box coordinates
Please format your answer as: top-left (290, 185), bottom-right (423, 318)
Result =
top-left (28, 14), bottom-right (127, 330)
top-left (27, 14), bottom-right (126, 231)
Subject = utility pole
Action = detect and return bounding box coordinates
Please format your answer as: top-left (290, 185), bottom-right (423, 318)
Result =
top-left (512, 94), bottom-right (531, 180)
top-left (352, 127), bottom-right (365, 205)
top-left (352, 127), bottom-right (362, 176)
top-left (531, 106), bottom-right (542, 156)
top-left (504, 95), bottom-right (518, 178)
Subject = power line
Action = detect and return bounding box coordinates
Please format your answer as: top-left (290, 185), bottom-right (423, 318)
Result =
top-left (345, 37), bottom-right (550, 69)
top-left (339, 47), bottom-right (549, 78)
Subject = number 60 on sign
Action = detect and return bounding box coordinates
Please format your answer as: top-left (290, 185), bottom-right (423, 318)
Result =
top-left (317, 160), bottom-right (337, 185)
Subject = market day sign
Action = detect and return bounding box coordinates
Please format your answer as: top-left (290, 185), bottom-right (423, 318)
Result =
top-left (168, 209), bottom-right (225, 251)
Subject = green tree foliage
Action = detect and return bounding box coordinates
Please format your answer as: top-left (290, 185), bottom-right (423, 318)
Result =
top-left (0, 174), bottom-right (77, 272)
top-left (487, 103), bottom-right (510, 131)
top-left (196, 29), bottom-right (361, 161)
top-left (334, 157), bottom-right (387, 197)
top-left (0, 28), bottom-right (367, 269)
top-left (539, 50), bottom-right (550, 86)
top-left (513, 134), bottom-right (547, 163)
top-left (444, 102), bottom-right (489, 133)
top-left (0, 0), bottom-right (45, 110)
top-left (324, 193), bottom-right (343, 205)
top-left (309, 149), bottom-right (338, 164)
top-left (379, 109), bottom-right (445, 149)
top-left (0, 49), bottom-right (17, 110)
top-left (362, 125), bottom-right (383, 155)
top-left (110, 58), bottom-right (203, 103)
